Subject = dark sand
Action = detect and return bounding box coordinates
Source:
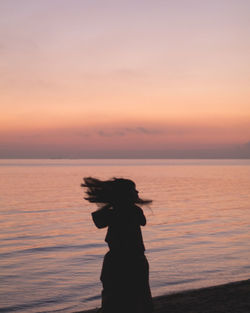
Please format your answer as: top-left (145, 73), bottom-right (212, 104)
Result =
top-left (79, 279), bottom-right (250, 313)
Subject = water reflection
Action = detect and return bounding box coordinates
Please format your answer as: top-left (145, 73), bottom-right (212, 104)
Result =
top-left (0, 159), bottom-right (250, 312)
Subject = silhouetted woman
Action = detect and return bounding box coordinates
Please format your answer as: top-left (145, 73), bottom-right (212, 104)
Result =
top-left (82, 177), bottom-right (153, 313)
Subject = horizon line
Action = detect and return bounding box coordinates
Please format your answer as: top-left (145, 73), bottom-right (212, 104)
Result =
top-left (1, 157), bottom-right (250, 160)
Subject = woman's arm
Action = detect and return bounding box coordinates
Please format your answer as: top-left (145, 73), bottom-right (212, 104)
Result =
top-left (135, 206), bottom-right (146, 226)
top-left (91, 204), bottom-right (113, 228)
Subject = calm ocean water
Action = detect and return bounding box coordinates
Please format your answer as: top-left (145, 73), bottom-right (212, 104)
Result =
top-left (1, 159), bottom-right (250, 312)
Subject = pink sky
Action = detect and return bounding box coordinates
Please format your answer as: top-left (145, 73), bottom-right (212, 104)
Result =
top-left (0, 0), bottom-right (250, 158)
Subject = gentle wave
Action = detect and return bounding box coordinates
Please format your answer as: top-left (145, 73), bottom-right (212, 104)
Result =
top-left (0, 294), bottom-right (76, 313)
top-left (0, 243), bottom-right (105, 258)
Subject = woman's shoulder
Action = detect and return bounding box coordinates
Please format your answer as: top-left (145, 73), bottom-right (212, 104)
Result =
top-left (91, 205), bottom-right (114, 228)
top-left (133, 204), bottom-right (143, 212)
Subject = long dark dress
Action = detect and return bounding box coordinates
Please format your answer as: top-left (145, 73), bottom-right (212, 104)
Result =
top-left (92, 205), bottom-right (153, 313)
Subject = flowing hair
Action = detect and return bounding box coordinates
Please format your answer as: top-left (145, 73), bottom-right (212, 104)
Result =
top-left (81, 177), bottom-right (152, 206)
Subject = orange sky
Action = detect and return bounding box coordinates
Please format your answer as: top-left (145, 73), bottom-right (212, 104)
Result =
top-left (0, 0), bottom-right (250, 158)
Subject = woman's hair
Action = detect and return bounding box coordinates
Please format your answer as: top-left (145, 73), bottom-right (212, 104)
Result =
top-left (81, 177), bottom-right (152, 205)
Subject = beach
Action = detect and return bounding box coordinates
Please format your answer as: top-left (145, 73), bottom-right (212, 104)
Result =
top-left (80, 279), bottom-right (250, 313)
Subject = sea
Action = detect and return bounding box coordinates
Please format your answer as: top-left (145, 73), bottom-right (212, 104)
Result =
top-left (1, 159), bottom-right (250, 312)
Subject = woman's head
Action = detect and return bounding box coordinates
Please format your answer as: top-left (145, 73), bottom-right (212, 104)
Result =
top-left (81, 177), bottom-right (152, 206)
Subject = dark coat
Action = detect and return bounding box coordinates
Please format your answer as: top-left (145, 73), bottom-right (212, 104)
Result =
top-left (92, 205), bottom-right (153, 313)
top-left (92, 204), bottom-right (146, 254)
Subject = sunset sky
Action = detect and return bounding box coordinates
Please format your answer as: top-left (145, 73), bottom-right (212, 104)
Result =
top-left (1, 0), bottom-right (250, 158)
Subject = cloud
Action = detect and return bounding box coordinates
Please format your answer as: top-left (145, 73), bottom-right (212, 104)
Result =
top-left (239, 141), bottom-right (250, 153)
top-left (97, 130), bottom-right (125, 137)
top-left (96, 127), bottom-right (163, 137)
top-left (243, 141), bottom-right (250, 148)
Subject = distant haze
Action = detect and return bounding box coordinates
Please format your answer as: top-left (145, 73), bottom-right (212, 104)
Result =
top-left (0, 0), bottom-right (249, 158)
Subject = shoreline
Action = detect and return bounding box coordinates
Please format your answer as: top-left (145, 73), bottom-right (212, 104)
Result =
top-left (78, 279), bottom-right (250, 313)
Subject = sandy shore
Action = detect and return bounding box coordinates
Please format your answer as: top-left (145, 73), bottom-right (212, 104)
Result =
top-left (78, 279), bottom-right (250, 313)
